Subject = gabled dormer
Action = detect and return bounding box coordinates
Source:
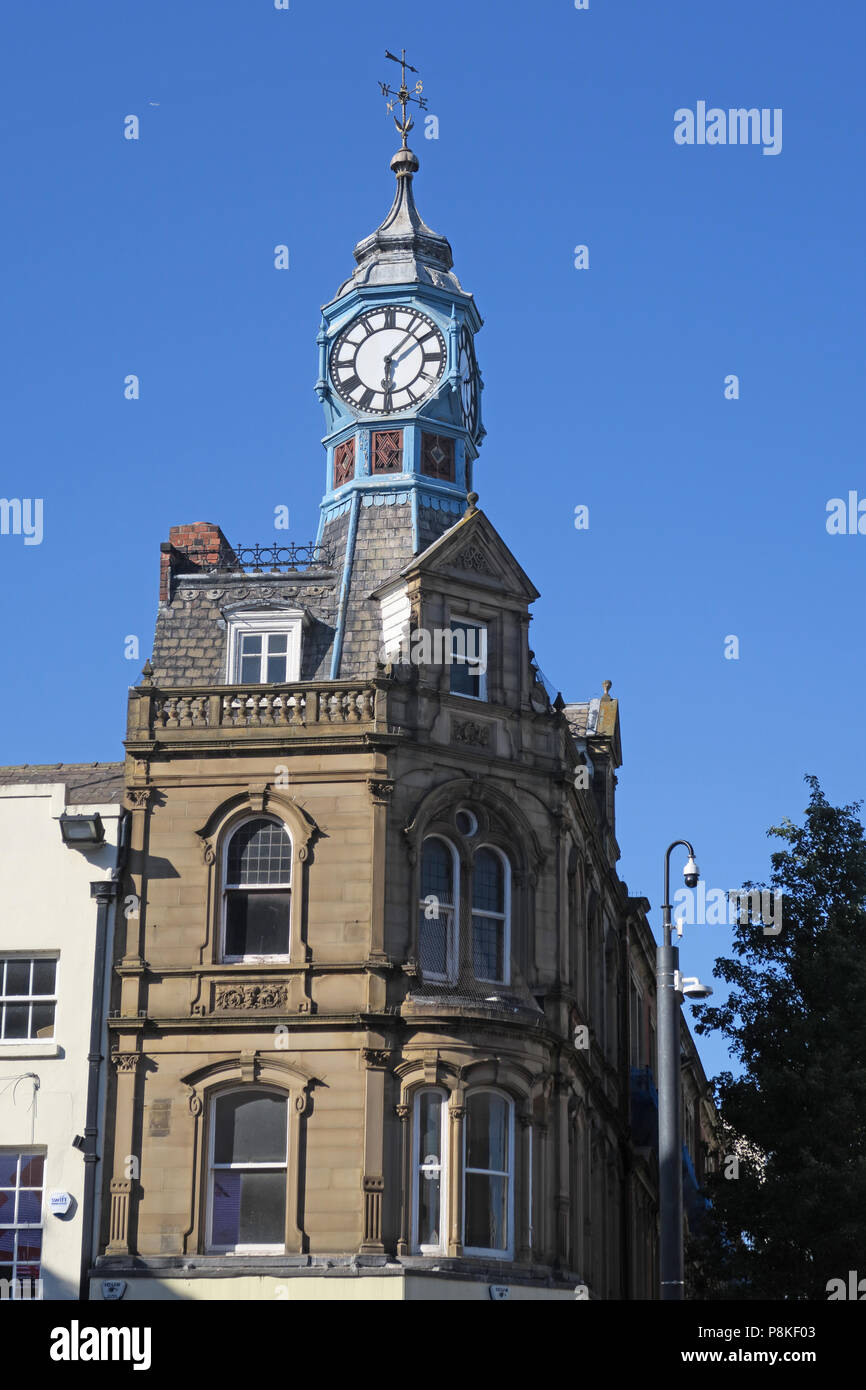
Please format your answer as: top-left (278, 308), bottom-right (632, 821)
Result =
top-left (372, 498), bottom-right (540, 712)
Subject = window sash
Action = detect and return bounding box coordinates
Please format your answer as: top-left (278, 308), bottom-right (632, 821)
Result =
top-left (0, 1153), bottom-right (44, 1295)
top-left (412, 1090), bottom-right (448, 1254)
top-left (207, 1095), bottom-right (288, 1253)
top-left (0, 959), bottom-right (58, 1042)
top-left (448, 619), bottom-right (487, 700)
top-left (463, 1094), bottom-right (514, 1258)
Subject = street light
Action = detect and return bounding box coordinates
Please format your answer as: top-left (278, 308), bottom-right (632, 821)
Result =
top-left (657, 839), bottom-right (712, 1301)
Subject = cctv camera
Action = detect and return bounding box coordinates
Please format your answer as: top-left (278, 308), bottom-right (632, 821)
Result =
top-left (680, 976), bottom-right (713, 1000)
top-left (683, 855), bottom-right (699, 888)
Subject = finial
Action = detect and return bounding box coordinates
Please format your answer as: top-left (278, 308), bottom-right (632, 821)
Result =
top-left (466, 491), bottom-right (479, 515)
top-left (602, 679), bottom-right (612, 697)
top-left (380, 48), bottom-right (428, 151)
top-left (140, 659), bottom-right (154, 687)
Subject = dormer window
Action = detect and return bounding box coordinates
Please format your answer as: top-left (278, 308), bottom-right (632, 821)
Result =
top-left (226, 611), bottom-right (307, 685)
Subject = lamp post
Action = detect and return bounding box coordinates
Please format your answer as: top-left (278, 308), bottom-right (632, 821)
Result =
top-left (657, 839), bottom-right (701, 1301)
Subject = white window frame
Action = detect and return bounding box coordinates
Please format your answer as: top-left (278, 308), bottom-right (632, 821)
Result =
top-left (0, 956), bottom-right (59, 1045)
top-left (206, 1088), bottom-right (289, 1255)
top-left (448, 616), bottom-right (488, 701)
top-left (221, 817), bottom-right (292, 964)
top-left (0, 1150), bottom-right (45, 1298)
top-left (225, 610), bottom-right (307, 685)
top-left (470, 845), bottom-right (511, 986)
top-left (418, 835), bottom-right (460, 983)
top-left (411, 1088), bottom-right (449, 1255)
top-left (462, 1089), bottom-right (515, 1260)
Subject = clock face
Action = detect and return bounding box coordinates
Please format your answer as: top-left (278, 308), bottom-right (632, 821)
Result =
top-left (458, 325), bottom-right (479, 437)
top-left (329, 306), bottom-right (446, 415)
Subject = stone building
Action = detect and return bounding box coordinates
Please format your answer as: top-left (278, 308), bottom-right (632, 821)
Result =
top-left (90, 129), bottom-right (711, 1301)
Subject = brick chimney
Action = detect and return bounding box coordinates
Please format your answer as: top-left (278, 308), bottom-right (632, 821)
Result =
top-left (159, 523), bottom-right (239, 602)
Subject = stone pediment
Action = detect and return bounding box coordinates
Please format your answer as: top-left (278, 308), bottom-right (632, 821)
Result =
top-left (400, 505), bottom-right (539, 604)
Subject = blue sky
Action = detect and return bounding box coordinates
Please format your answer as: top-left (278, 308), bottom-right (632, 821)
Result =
top-left (1, 0), bottom-right (864, 1081)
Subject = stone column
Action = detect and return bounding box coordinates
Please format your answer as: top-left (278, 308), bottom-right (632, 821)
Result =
top-left (359, 1046), bottom-right (389, 1253)
top-left (105, 1051), bottom-right (141, 1255)
top-left (447, 1096), bottom-right (465, 1258)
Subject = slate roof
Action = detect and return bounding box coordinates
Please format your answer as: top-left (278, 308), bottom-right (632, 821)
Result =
top-left (0, 763), bottom-right (126, 803)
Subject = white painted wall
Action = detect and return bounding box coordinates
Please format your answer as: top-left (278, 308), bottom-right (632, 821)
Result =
top-left (0, 783), bottom-right (121, 1300)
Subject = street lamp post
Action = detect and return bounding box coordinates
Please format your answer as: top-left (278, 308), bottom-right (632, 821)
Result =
top-left (657, 839), bottom-right (700, 1301)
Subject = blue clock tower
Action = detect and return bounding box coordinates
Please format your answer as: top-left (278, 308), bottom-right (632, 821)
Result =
top-left (314, 57), bottom-right (485, 677)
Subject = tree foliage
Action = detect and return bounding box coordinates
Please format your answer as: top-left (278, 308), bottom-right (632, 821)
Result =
top-left (688, 776), bottom-right (866, 1299)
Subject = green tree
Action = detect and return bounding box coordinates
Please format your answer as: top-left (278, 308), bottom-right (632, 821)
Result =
top-left (689, 776), bottom-right (866, 1299)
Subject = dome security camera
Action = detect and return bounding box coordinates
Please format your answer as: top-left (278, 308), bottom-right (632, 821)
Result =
top-left (680, 975), bottom-right (713, 1000)
top-left (683, 855), bottom-right (700, 889)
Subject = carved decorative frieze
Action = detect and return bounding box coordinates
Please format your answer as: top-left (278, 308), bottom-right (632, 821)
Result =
top-left (215, 984), bottom-right (289, 1011)
top-left (452, 719), bottom-right (490, 747)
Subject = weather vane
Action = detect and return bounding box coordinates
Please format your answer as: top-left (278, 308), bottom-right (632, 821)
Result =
top-left (380, 48), bottom-right (428, 148)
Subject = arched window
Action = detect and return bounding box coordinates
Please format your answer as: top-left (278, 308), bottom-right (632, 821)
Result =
top-left (463, 1090), bottom-right (514, 1258)
top-left (471, 847), bottom-right (510, 984)
top-left (222, 817), bottom-right (292, 961)
top-left (412, 1089), bottom-right (448, 1254)
top-left (418, 836), bottom-right (457, 981)
top-left (207, 1089), bottom-right (288, 1252)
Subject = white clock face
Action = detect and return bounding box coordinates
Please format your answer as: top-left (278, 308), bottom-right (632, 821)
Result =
top-left (330, 306), bottom-right (446, 415)
top-left (458, 325), bottom-right (479, 436)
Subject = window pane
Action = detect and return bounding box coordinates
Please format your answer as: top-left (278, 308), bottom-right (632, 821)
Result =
top-left (0, 1205), bottom-right (15, 1235)
top-left (238, 1171), bottom-right (285, 1246)
top-left (0, 1154), bottom-right (20, 1188)
top-left (211, 1170), bottom-right (241, 1247)
top-left (227, 820), bottom-right (291, 886)
top-left (266, 653), bottom-right (288, 683)
top-left (472, 915), bottom-right (503, 981)
top-left (240, 635), bottom-right (262, 655)
top-left (31, 1004), bottom-right (55, 1039)
top-left (32, 960), bottom-right (56, 995)
top-left (19, 1156), bottom-right (43, 1188)
top-left (420, 839), bottom-right (453, 904)
top-left (418, 1092), bottom-right (443, 1163)
top-left (267, 634), bottom-right (288, 654)
top-left (417, 1171), bottom-right (442, 1248)
top-left (466, 1093), bottom-right (508, 1172)
top-left (17, 1191), bottom-right (41, 1224)
top-left (225, 892), bottom-right (290, 957)
top-left (214, 1093), bottom-right (287, 1165)
top-left (5, 961), bottom-right (30, 996)
top-left (465, 1173), bottom-right (508, 1251)
top-left (17, 1233), bottom-right (42, 1264)
top-left (419, 908), bottom-right (450, 977)
top-left (472, 849), bottom-right (503, 913)
top-left (241, 654), bottom-right (261, 684)
top-left (0, 1230), bottom-right (13, 1258)
top-left (449, 661), bottom-right (480, 698)
top-left (3, 1004), bottom-right (29, 1039)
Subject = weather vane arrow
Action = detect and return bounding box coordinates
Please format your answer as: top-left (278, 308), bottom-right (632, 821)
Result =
top-left (380, 47), bottom-right (428, 147)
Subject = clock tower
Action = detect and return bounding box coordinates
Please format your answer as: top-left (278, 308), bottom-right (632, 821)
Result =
top-left (315, 54), bottom-right (484, 676)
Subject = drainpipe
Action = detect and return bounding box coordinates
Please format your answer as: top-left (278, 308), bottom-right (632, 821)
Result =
top-left (79, 810), bottom-right (128, 1300)
top-left (330, 490), bottom-right (361, 679)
